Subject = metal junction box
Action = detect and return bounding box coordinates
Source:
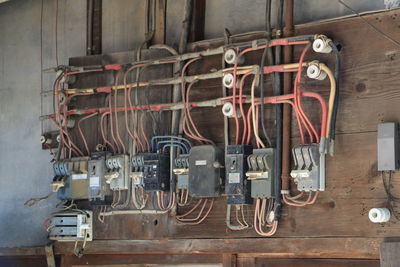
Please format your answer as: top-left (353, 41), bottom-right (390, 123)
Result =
top-left (105, 155), bottom-right (130, 190)
top-left (246, 148), bottom-right (275, 198)
top-left (225, 145), bottom-right (253, 204)
top-left (189, 145), bottom-right (224, 198)
top-left (378, 122), bottom-right (400, 171)
top-left (290, 144), bottom-right (324, 191)
top-left (141, 153), bottom-right (170, 191)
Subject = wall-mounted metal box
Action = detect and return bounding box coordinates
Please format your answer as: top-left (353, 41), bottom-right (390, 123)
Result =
top-left (189, 145), bottom-right (224, 198)
top-left (378, 122), bottom-right (399, 171)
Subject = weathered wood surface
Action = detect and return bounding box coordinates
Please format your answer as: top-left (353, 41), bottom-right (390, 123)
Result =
top-left (380, 241), bottom-right (400, 267)
top-left (55, 237), bottom-right (381, 259)
top-left (61, 8), bottom-right (400, 257)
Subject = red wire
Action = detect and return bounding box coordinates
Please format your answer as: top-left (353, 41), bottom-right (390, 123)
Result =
top-left (238, 72), bottom-right (253, 144)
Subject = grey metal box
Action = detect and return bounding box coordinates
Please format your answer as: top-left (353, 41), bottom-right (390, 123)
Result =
top-left (188, 145), bottom-right (224, 198)
top-left (378, 122), bottom-right (399, 171)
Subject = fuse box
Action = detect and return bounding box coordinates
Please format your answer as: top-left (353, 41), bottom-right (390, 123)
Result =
top-left (141, 153), bottom-right (170, 191)
top-left (53, 157), bottom-right (89, 200)
top-left (48, 211), bottom-right (93, 242)
top-left (290, 144), bottom-right (325, 191)
top-left (105, 155), bottom-right (129, 190)
top-left (189, 145), bottom-right (224, 198)
top-left (173, 154), bottom-right (189, 190)
top-left (225, 145), bottom-right (252, 204)
top-left (246, 148), bottom-right (275, 198)
top-left (88, 152), bottom-right (112, 205)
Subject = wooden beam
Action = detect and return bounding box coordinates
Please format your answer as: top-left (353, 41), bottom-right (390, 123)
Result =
top-left (54, 238), bottom-right (381, 259)
top-left (223, 254), bottom-right (237, 267)
top-left (0, 247), bottom-right (45, 256)
top-left (189, 0), bottom-right (206, 42)
top-left (380, 241), bottom-right (400, 267)
top-left (153, 0), bottom-right (167, 44)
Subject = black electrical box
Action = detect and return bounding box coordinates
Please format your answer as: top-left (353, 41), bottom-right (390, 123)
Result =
top-left (189, 145), bottom-right (224, 198)
top-left (225, 145), bottom-right (253, 205)
top-left (142, 153), bottom-right (170, 191)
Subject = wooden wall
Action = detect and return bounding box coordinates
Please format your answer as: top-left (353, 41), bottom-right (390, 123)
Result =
top-left (50, 8), bottom-right (400, 265)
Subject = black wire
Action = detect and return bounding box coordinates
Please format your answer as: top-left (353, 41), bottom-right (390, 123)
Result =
top-left (382, 171), bottom-right (400, 220)
top-left (328, 42), bottom-right (340, 141)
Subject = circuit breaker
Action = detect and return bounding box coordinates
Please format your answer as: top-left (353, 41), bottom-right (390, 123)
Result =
top-left (105, 155), bottom-right (129, 190)
top-left (290, 144), bottom-right (324, 191)
top-left (225, 145), bottom-right (252, 204)
top-left (132, 153), bottom-right (170, 191)
top-left (53, 157), bottom-right (90, 200)
top-left (189, 145), bottom-right (224, 198)
top-left (173, 154), bottom-right (190, 190)
top-left (246, 148), bottom-right (275, 198)
top-left (131, 154), bottom-right (145, 187)
top-left (378, 122), bottom-right (400, 171)
top-left (48, 211), bottom-right (93, 242)
top-left (88, 152), bottom-right (112, 205)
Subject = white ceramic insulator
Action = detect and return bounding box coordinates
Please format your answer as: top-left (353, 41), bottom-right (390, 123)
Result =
top-left (307, 64), bottom-right (327, 80)
top-left (56, 135), bottom-right (61, 143)
top-left (223, 73), bottom-right (241, 89)
top-left (369, 208), bottom-right (391, 223)
top-left (224, 49), bottom-right (237, 65)
top-left (40, 135), bottom-right (47, 144)
top-left (222, 102), bottom-right (241, 118)
top-left (313, 38), bottom-right (332, 54)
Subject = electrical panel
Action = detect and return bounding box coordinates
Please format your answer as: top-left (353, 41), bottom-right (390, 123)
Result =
top-left (48, 211), bottom-right (93, 242)
top-left (189, 145), bottom-right (224, 198)
top-left (225, 145), bottom-right (252, 204)
top-left (132, 153), bottom-right (170, 191)
top-left (246, 148), bottom-right (275, 198)
top-left (53, 157), bottom-right (89, 200)
top-left (173, 154), bottom-right (190, 190)
top-left (88, 152), bottom-right (112, 205)
top-left (378, 122), bottom-right (400, 171)
top-left (105, 155), bottom-right (130, 190)
top-left (290, 144), bottom-right (324, 191)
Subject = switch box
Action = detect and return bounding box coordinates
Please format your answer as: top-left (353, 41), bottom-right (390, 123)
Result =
top-left (378, 122), bottom-right (400, 171)
top-left (88, 152), bottom-right (112, 205)
top-left (290, 144), bottom-right (324, 191)
top-left (54, 157), bottom-right (89, 201)
top-left (246, 148), bottom-right (275, 198)
top-left (189, 145), bottom-right (224, 198)
top-left (131, 154), bottom-right (145, 187)
top-left (140, 153), bottom-right (170, 191)
top-left (48, 211), bottom-right (93, 242)
top-left (173, 154), bottom-right (190, 190)
top-left (105, 155), bottom-right (129, 190)
top-left (225, 145), bottom-right (253, 205)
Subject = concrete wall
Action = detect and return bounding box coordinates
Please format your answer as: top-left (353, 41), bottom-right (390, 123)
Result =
top-left (0, 0), bottom-right (396, 248)
top-left (0, 0), bottom-right (86, 247)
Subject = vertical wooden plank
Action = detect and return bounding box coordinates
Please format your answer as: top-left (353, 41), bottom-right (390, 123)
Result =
top-left (223, 254), bottom-right (237, 267)
top-left (189, 0), bottom-right (206, 42)
top-left (380, 241), bottom-right (400, 267)
top-left (237, 257), bottom-right (255, 267)
top-left (153, 0), bottom-right (166, 44)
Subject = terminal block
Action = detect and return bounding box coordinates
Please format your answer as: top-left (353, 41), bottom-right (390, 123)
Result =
top-left (48, 211), bottom-right (93, 242)
top-left (225, 145), bottom-right (252, 205)
top-left (246, 148), bottom-right (275, 199)
top-left (137, 153), bottom-right (170, 191)
top-left (88, 152), bottom-right (112, 205)
top-left (173, 154), bottom-right (190, 190)
top-left (290, 144), bottom-right (325, 191)
top-left (53, 157), bottom-right (89, 200)
top-left (105, 155), bottom-right (129, 190)
top-left (189, 145), bottom-right (224, 198)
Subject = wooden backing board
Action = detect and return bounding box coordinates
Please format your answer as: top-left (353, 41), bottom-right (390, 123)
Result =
top-left (57, 8), bottom-right (400, 256)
